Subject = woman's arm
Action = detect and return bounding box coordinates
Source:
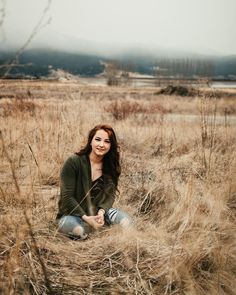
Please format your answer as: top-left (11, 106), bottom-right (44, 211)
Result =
top-left (59, 156), bottom-right (86, 217)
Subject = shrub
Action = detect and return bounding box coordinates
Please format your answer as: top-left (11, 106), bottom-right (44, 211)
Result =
top-left (0, 96), bottom-right (37, 116)
top-left (104, 99), bottom-right (169, 120)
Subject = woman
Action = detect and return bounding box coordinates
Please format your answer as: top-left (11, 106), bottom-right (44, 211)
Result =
top-left (57, 124), bottom-right (132, 239)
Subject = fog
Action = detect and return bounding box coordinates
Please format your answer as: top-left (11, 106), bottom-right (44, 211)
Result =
top-left (1, 0), bottom-right (236, 56)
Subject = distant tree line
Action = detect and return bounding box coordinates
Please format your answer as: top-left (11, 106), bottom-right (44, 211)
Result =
top-left (112, 56), bottom-right (236, 81)
top-left (153, 58), bottom-right (215, 79)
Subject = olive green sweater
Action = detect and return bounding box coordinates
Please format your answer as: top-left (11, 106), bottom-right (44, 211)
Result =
top-left (57, 154), bottom-right (116, 218)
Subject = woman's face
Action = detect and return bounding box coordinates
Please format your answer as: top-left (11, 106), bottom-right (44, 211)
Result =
top-left (90, 129), bottom-right (111, 158)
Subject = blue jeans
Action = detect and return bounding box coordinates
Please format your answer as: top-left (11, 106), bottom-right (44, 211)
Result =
top-left (57, 208), bottom-right (132, 239)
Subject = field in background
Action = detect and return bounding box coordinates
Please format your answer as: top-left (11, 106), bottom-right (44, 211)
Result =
top-left (0, 80), bottom-right (236, 294)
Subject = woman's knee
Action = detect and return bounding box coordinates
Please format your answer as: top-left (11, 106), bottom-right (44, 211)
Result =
top-left (72, 225), bottom-right (84, 236)
top-left (58, 215), bottom-right (88, 238)
top-left (105, 208), bottom-right (133, 227)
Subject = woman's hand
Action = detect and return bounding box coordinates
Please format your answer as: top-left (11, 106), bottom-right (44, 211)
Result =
top-left (82, 215), bottom-right (104, 230)
top-left (96, 208), bottom-right (105, 225)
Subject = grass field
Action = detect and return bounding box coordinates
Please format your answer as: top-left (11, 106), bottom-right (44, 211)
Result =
top-left (0, 80), bottom-right (236, 294)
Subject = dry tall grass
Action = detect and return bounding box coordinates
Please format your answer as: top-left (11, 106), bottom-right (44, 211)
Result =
top-left (0, 80), bottom-right (236, 294)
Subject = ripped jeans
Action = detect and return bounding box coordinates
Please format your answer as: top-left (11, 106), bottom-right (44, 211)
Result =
top-left (57, 208), bottom-right (132, 239)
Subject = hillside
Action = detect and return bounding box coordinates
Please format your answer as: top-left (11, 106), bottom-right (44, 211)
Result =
top-left (0, 48), bottom-right (236, 79)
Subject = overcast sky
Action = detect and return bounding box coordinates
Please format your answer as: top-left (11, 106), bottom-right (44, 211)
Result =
top-left (1, 0), bottom-right (236, 55)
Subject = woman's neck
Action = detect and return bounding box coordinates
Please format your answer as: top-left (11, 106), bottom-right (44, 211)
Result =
top-left (89, 152), bottom-right (103, 164)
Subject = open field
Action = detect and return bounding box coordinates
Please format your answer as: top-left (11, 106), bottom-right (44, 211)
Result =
top-left (0, 80), bottom-right (236, 294)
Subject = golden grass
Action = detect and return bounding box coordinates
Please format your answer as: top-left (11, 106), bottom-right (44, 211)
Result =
top-left (0, 80), bottom-right (236, 294)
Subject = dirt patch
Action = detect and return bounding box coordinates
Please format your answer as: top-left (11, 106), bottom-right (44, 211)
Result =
top-left (157, 84), bottom-right (235, 98)
top-left (158, 85), bottom-right (197, 96)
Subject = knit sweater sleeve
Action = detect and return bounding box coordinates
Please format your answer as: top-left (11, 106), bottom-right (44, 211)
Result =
top-left (59, 156), bottom-right (86, 217)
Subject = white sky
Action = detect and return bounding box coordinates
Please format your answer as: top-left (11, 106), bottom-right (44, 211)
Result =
top-left (1, 0), bottom-right (236, 55)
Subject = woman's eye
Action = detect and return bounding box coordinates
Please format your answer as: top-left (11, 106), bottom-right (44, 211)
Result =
top-left (95, 138), bottom-right (101, 141)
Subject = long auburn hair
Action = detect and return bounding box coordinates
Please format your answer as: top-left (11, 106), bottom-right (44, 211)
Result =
top-left (76, 124), bottom-right (121, 186)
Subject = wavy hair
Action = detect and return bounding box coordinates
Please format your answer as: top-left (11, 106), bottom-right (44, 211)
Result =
top-left (76, 124), bottom-right (121, 186)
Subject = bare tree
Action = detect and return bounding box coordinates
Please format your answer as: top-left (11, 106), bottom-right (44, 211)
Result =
top-left (0, 0), bottom-right (52, 77)
top-left (0, 0), bottom-right (6, 27)
top-left (106, 62), bottom-right (120, 86)
top-left (0, 0), bottom-right (7, 42)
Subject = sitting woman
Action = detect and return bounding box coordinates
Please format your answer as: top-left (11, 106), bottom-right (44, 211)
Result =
top-left (57, 124), bottom-right (132, 239)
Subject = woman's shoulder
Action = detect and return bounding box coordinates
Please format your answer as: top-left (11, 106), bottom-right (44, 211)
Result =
top-left (66, 153), bottom-right (90, 168)
top-left (61, 153), bottom-right (88, 173)
top-left (66, 153), bottom-right (87, 162)
top-left (62, 153), bottom-right (85, 167)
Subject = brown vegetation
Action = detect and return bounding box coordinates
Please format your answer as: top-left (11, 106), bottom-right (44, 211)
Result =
top-left (0, 80), bottom-right (236, 294)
